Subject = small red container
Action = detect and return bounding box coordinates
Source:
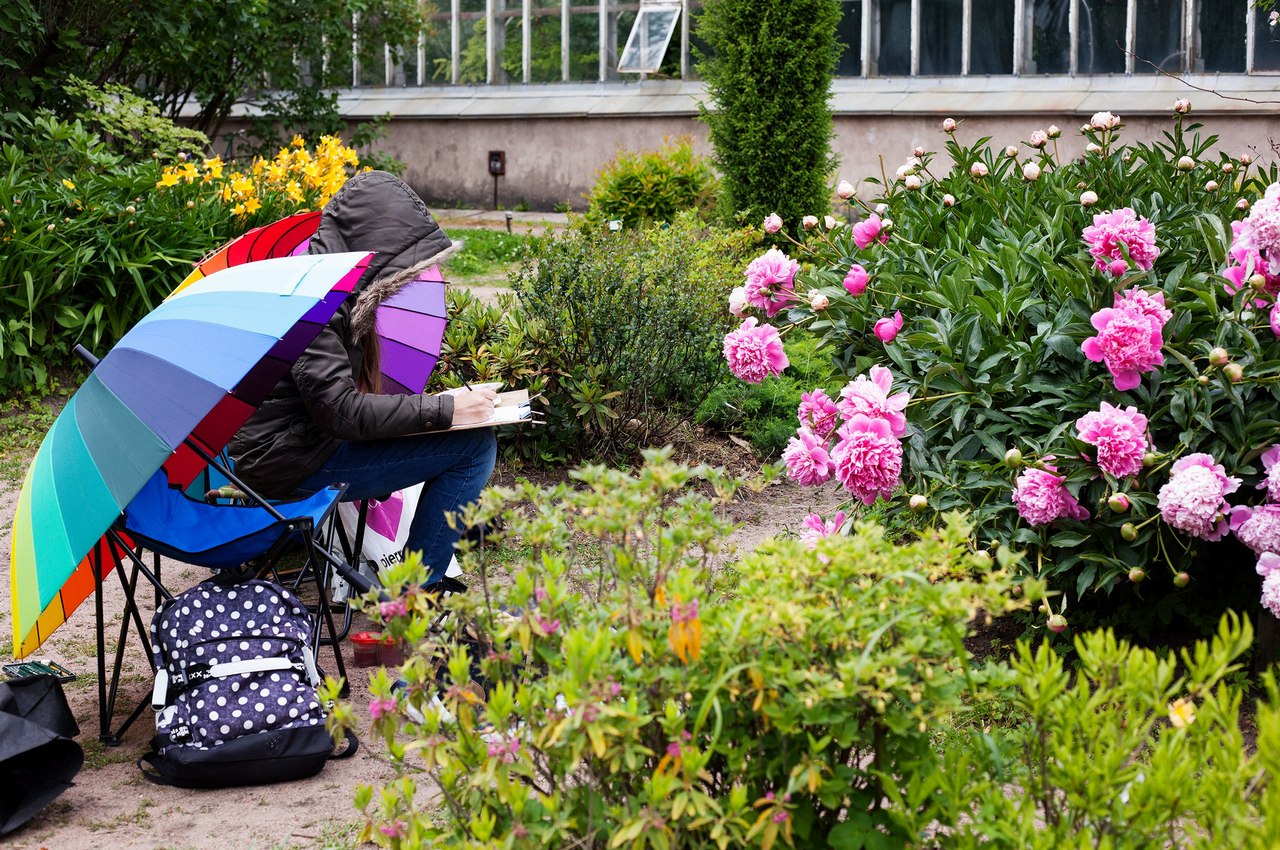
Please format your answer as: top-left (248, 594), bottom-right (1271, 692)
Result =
top-left (350, 631), bottom-right (395, 668)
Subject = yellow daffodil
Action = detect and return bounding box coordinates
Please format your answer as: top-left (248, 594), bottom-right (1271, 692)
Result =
top-left (157, 171), bottom-right (181, 188)
top-left (285, 180), bottom-right (305, 204)
top-left (61, 179), bottom-right (76, 191)
top-left (243, 196), bottom-right (262, 215)
top-left (290, 134), bottom-right (306, 148)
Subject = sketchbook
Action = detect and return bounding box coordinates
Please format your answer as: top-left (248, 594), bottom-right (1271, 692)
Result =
top-left (439, 389), bottom-right (534, 432)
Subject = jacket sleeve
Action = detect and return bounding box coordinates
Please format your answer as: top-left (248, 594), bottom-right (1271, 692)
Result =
top-left (290, 321), bottom-right (454, 439)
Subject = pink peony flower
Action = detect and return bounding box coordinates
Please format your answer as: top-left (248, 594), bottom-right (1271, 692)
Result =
top-left (723, 317), bottom-right (789, 383)
top-left (799, 510), bottom-right (847, 548)
top-left (1264, 571), bottom-right (1280, 618)
top-left (1012, 464), bottom-right (1089, 526)
top-left (1261, 444), bottom-right (1280, 501)
top-left (1081, 305), bottom-right (1165, 391)
top-left (1258, 551), bottom-right (1280, 577)
top-left (1028, 129), bottom-right (1049, 148)
top-left (763, 213), bottom-right (783, 234)
top-left (1231, 504), bottom-right (1280, 555)
top-left (1224, 216), bottom-right (1280, 301)
top-left (743, 248), bottom-right (799, 318)
top-left (783, 427), bottom-right (835, 487)
top-left (843, 264), bottom-right (868, 296)
top-left (1272, 302), bottom-right (1280, 338)
top-left (1082, 207), bottom-right (1160, 272)
top-left (852, 213), bottom-right (889, 250)
top-left (1114, 287), bottom-right (1173, 327)
top-left (728, 286), bottom-right (748, 317)
top-left (797, 388), bottom-right (839, 438)
top-left (835, 365), bottom-right (910, 437)
top-left (874, 311), bottom-right (904, 344)
top-left (1074, 402), bottom-right (1149, 478)
top-left (1238, 183), bottom-right (1280, 276)
top-left (1158, 453), bottom-right (1240, 541)
top-left (830, 414), bottom-right (903, 505)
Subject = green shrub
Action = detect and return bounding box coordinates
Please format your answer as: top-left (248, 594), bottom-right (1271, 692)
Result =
top-left (722, 108), bottom-right (1280, 633)
top-left (696, 0), bottom-right (840, 230)
top-left (327, 451), bottom-right (1022, 849)
top-left (492, 212), bottom-right (756, 461)
top-left (696, 332), bottom-right (844, 456)
top-left (898, 613), bottom-right (1280, 849)
top-left (584, 136), bottom-right (718, 228)
top-left (64, 77), bottom-right (209, 160)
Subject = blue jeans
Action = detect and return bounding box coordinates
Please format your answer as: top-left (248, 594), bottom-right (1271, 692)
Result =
top-left (299, 429), bottom-right (497, 584)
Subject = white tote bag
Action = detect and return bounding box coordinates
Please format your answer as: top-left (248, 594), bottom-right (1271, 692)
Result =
top-left (329, 483), bottom-right (424, 600)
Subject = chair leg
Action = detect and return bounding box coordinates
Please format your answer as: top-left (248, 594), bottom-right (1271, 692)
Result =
top-left (302, 535), bottom-right (349, 696)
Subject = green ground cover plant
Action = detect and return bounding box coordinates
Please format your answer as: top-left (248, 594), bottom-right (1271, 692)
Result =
top-left (720, 105), bottom-right (1280, 635)
top-left (445, 229), bottom-right (532, 280)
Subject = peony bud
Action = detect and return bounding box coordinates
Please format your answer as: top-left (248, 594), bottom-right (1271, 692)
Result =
top-left (1142, 452), bottom-right (1156, 468)
top-left (1022, 161), bottom-right (1041, 181)
top-left (970, 162), bottom-right (989, 178)
top-left (913, 146), bottom-right (926, 158)
top-left (1047, 124), bottom-right (1061, 139)
top-left (1080, 190), bottom-right (1099, 206)
top-left (1108, 258), bottom-right (1129, 278)
top-left (942, 193), bottom-right (956, 208)
top-left (1108, 493), bottom-right (1130, 513)
top-left (1173, 572), bottom-right (1191, 588)
top-left (824, 215), bottom-right (840, 230)
top-left (942, 117), bottom-right (957, 132)
top-left (802, 215), bottom-right (818, 231)
top-left (1205, 180), bottom-right (1219, 192)
top-left (728, 286), bottom-right (748, 317)
top-left (1004, 448), bottom-right (1023, 468)
top-left (1224, 362), bottom-right (1244, 383)
top-left (1222, 162), bottom-right (1235, 174)
top-left (875, 203), bottom-right (889, 215)
top-left (1197, 375), bottom-right (1210, 385)
top-left (843, 264), bottom-right (868, 296)
top-left (808, 290), bottom-right (830, 311)
top-left (1241, 154), bottom-right (1254, 165)
top-left (763, 213), bottom-right (783, 234)
top-left (908, 494), bottom-right (928, 513)
top-left (1047, 614), bottom-right (1068, 634)
top-left (837, 180), bottom-right (854, 199)
top-left (1129, 567), bottom-right (1147, 583)
top-left (1005, 145), bottom-right (1020, 158)
top-left (1085, 142), bottom-right (1102, 154)
top-left (904, 174), bottom-right (922, 190)
top-left (1173, 98), bottom-right (1191, 114)
top-left (186, 200), bottom-right (195, 209)
top-left (1177, 155), bottom-right (1195, 171)
top-left (1120, 522), bottom-right (1138, 542)
top-left (1028, 129), bottom-right (1048, 149)
top-left (46, 223), bottom-right (55, 232)
top-left (1209, 346), bottom-right (1229, 367)
top-left (1250, 273), bottom-right (1267, 291)
top-left (873, 311), bottom-right (904, 344)
top-left (125, 205), bottom-right (136, 215)
top-left (1237, 198), bottom-right (1251, 211)
top-left (1090, 111), bottom-right (1120, 130)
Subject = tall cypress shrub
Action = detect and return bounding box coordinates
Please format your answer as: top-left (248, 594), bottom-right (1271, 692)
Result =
top-left (696, 0), bottom-right (841, 228)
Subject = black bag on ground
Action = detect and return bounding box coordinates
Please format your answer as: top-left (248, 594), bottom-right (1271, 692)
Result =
top-left (139, 576), bottom-right (356, 788)
top-left (0, 674), bottom-right (84, 835)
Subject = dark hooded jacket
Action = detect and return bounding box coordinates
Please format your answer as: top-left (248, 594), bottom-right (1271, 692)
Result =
top-left (229, 171), bottom-right (458, 497)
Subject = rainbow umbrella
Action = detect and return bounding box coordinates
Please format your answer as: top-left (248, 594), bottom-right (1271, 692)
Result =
top-left (9, 251), bottom-right (370, 658)
top-left (177, 211), bottom-right (450, 395)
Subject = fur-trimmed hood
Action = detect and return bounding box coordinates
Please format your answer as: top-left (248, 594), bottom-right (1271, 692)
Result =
top-left (306, 170), bottom-right (456, 339)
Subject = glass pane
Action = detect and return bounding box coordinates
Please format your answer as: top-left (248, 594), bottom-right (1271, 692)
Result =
top-left (1030, 0), bottom-right (1071, 73)
top-left (422, 14), bottom-right (453, 83)
top-left (1197, 0), bottom-right (1244, 73)
top-left (1257, 5), bottom-right (1280, 71)
top-left (567, 5), bottom-right (599, 81)
top-left (836, 0), bottom-right (863, 76)
top-left (1134, 0), bottom-right (1181, 73)
top-left (1078, 0), bottom-right (1127, 73)
top-left (970, 0), bottom-right (1014, 73)
top-left (878, 0), bottom-right (912, 75)
top-left (919, 0), bottom-right (962, 75)
top-left (456, 0), bottom-right (486, 84)
top-left (619, 7), bottom-right (679, 72)
top-left (507, 0), bottom-right (566, 83)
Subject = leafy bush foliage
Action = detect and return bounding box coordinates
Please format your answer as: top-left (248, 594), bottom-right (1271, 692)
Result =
top-left (905, 613), bottom-right (1280, 849)
top-left (722, 106), bottom-right (1280, 630)
top-left (0, 111), bottom-right (361, 390)
top-left (488, 212), bottom-right (755, 460)
top-left (331, 455), bottom-right (1280, 848)
top-left (328, 452), bottom-right (1023, 848)
top-left (584, 136), bottom-right (718, 227)
top-left (696, 0), bottom-right (840, 229)
top-left (696, 332), bottom-right (844, 456)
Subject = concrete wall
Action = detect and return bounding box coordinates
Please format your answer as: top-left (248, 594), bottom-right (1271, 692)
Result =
top-left (284, 77), bottom-right (1280, 210)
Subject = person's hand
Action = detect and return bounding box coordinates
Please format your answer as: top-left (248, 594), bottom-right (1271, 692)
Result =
top-left (448, 387), bottom-right (499, 425)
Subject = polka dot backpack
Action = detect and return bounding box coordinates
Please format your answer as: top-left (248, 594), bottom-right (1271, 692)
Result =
top-left (139, 576), bottom-right (356, 788)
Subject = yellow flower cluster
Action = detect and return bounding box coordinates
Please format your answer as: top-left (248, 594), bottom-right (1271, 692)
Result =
top-left (155, 135), bottom-right (364, 218)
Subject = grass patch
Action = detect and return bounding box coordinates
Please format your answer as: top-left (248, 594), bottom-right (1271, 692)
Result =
top-left (0, 381), bottom-right (72, 482)
top-left (446, 229), bottom-right (532, 281)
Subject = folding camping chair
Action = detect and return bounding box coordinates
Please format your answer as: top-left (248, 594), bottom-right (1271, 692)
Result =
top-left (92, 462), bottom-right (374, 745)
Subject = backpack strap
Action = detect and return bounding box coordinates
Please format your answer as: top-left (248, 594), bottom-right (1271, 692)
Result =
top-left (154, 656), bottom-right (309, 708)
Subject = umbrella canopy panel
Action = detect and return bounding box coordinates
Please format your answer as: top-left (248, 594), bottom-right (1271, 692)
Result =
top-left (10, 251), bottom-right (369, 658)
top-left (376, 270), bottom-right (448, 395)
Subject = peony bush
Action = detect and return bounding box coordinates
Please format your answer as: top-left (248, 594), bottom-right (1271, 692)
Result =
top-left (723, 105), bottom-right (1280, 628)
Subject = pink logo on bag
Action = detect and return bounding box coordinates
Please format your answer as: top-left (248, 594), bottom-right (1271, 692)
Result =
top-left (364, 492), bottom-right (405, 541)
